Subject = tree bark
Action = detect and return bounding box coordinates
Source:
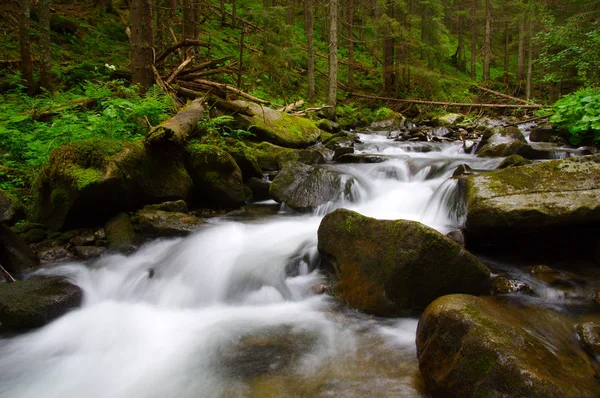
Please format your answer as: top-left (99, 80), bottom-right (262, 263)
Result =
top-left (347, 0), bottom-right (354, 93)
top-left (144, 97), bottom-right (205, 149)
top-left (18, 0), bottom-right (33, 92)
top-left (39, 0), bottom-right (52, 91)
top-left (526, 14), bottom-right (534, 100)
top-left (517, 14), bottom-right (526, 81)
top-left (483, 0), bottom-right (492, 81)
top-left (305, 0), bottom-right (315, 102)
top-left (183, 0), bottom-right (195, 56)
top-left (327, 0), bottom-right (338, 117)
top-left (470, 0), bottom-right (477, 79)
top-left (130, 0), bottom-right (154, 91)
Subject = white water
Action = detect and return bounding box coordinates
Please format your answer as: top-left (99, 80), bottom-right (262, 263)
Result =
top-left (0, 132), bottom-right (501, 398)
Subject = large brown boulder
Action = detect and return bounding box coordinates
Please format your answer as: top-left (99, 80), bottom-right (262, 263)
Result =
top-left (317, 209), bottom-right (491, 316)
top-left (417, 294), bottom-right (600, 397)
top-left (0, 223), bottom-right (39, 275)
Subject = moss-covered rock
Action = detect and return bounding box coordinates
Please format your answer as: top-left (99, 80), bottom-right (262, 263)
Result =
top-left (250, 142), bottom-right (325, 171)
top-left (0, 190), bottom-right (25, 225)
top-left (220, 140), bottom-right (263, 179)
top-left (232, 101), bottom-right (321, 148)
top-left (463, 154), bottom-right (600, 234)
top-left (432, 113), bottom-right (465, 127)
top-left (0, 276), bottom-right (82, 330)
top-left (497, 154), bottom-right (532, 169)
top-left (270, 162), bottom-right (356, 211)
top-left (104, 213), bottom-right (137, 252)
top-left (317, 209), bottom-right (491, 316)
top-left (417, 294), bottom-right (600, 397)
top-left (0, 223), bottom-right (39, 276)
top-left (132, 208), bottom-right (203, 237)
top-left (186, 144), bottom-right (246, 208)
top-left (475, 126), bottom-right (528, 157)
top-left (31, 139), bottom-right (193, 231)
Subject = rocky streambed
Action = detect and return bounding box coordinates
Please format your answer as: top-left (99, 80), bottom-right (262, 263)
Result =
top-left (1, 108), bottom-right (600, 397)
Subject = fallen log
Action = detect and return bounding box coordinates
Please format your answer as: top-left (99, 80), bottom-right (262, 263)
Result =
top-left (472, 84), bottom-right (532, 105)
top-left (155, 39), bottom-right (210, 64)
top-left (144, 97), bottom-right (205, 149)
top-left (350, 93), bottom-right (548, 109)
top-left (177, 62), bottom-right (239, 80)
top-left (166, 56), bottom-right (194, 84)
top-left (505, 115), bottom-right (551, 126)
top-left (190, 79), bottom-right (269, 104)
top-left (178, 56), bottom-right (236, 76)
top-left (278, 100), bottom-right (305, 113)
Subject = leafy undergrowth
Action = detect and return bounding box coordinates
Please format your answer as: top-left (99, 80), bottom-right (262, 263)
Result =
top-left (550, 88), bottom-right (600, 145)
top-left (0, 81), bottom-right (175, 189)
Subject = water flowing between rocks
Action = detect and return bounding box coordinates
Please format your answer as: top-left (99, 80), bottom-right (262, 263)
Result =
top-left (0, 131), bottom-right (583, 397)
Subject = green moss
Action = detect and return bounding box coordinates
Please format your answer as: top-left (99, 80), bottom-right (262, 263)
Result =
top-left (50, 188), bottom-right (70, 207)
top-left (71, 167), bottom-right (104, 190)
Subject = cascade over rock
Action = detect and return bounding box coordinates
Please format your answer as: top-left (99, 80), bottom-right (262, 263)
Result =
top-left (232, 101), bottom-right (321, 148)
top-left (269, 162), bottom-right (355, 211)
top-left (317, 209), bottom-right (491, 316)
top-left (417, 294), bottom-right (600, 397)
top-left (475, 126), bottom-right (528, 157)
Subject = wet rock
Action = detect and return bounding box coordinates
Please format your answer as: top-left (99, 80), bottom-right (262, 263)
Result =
top-left (432, 113), bottom-right (465, 127)
top-left (38, 246), bottom-right (75, 264)
top-left (446, 230), bottom-right (465, 246)
top-left (143, 200), bottom-right (188, 213)
top-left (529, 124), bottom-right (556, 142)
top-left (336, 154), bottom-right (392, 163)
top-left (576, 146), bottom-right (599, 156)
top-left (370, 113), bottom-right (406, 131)
top-left (0, 223), bottom-right (39, 275)
top-left (133, 209), bottom-right (203, 237)
top-left (232, 100), bottom-right (321, 148)
top-left (310, 283), bottom-right (328, 295)
top-left (417, 294), bottom-right (600, 397)
top-left (462, 155), bottom-right (600, 250)
top-left (452, 164), bottom-right (475, 178)
top-left (270, 162), bottom-right (357, 211)
top-left (0, 276), bottom-right (82, 330)
top-left (105, 213), bottom-right (137, 252)
top-left (317, 209), bottom-right (491, 316)
top-left (186, 144), bottom-right (246, 208)
top-left (475, 126), bottom-right (527, 157)
top-left (576, 322), bottom-right (600, 359)
top-left (251, 142), bottom-right (324, 172)
top-left (497, 154), bottom-right (532, 169)
top-left (333, 146), bottom-right (354, 160)
top-left (316, 118), bottom-right (334, 133)
top-left (73, 245), bottom-right (106, 260)
top-left (528, 265), bottom-right (582, 288)
top-left (490, 275), bottom-right (535, 296)
top-left (221, 140), bottom-right (263, 180)
top-left (69, 230), bottom-right (96, 246)
top-left (20, 228), bottom-right (48, 244)
top-left (245, 177), bottom-right (271, 202)
top-left (0, 190), bottom-right (25, 225)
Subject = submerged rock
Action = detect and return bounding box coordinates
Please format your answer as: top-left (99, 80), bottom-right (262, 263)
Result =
top-left (0, 276), bottom-right (82, 330)
top-left (417, 294), bottom-right (600, 397)
top-left (270, 162), bottom-right (356, 211)
top-left (105, 213), bottom-right (137, 253)
top-left (497, 154), bottom-right (532, 169)
top-left (490, 275), bottom-right (535, 296)
top-left (576, 322), bottom-right (600, 360)
top-left (317, 209), bottom-right (491, 316)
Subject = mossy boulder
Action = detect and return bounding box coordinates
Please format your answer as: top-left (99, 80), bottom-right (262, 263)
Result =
top-left (270, 162), bottom-right (356, 211)
top-left (432, 113), bottom-right (465, 127)
top-left (250, 142), bottom-right (325, 171)
top-left (416, 294), bottom-right (600, 397)
top-left (132, 208), bottom-right (203, 237)
top-left (317, 209), bottom-right (491, 316)
top-left (0, 223), bottom-right (39, 276)
top-left (31, 139), bottom-right (193, 231)
top-left (186, 144), bottom-right (246, 208)
top-left (497, 154), bottom-right (532, 169)
top-left (475, 126), bottom-right (528, 157)
top-left (0, 276), bottom-right (82, 330)
top-left (463, 154), bottom-right (600, 234)
top-left (0, 190), bottom-right (25, 225)
top-left (232, 101), bottom-right (321, 148)
top-left (104, 213), bottom-right (137, 252)
top-left (220, 140), bottom-right (263, 179)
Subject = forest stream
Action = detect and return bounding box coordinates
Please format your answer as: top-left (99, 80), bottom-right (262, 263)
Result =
top-left (2, 129), bottom-right (599, 397)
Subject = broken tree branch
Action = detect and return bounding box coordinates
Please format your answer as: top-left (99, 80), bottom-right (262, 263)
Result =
top-left (155, 39), bottom-right (210, 64)
top-left (178, 56), bottom-right (236, 76)
top-left (190, 79), bottom-right (269, 104)
top-left (177, 62), bottom-right (239, 80)
top-left (166, 56), bottom-right (194, 84)
top-left (472, 84), bottom-right (532, 105)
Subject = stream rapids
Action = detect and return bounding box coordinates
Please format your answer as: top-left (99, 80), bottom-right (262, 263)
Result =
top-left (0, 131), bottom-right (573, 397)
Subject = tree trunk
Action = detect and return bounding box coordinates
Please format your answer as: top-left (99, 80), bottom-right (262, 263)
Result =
top-left (526, 14), bottom-right (534, 100)
top-left (347, 0), bottom-right (354, 93)
top-left (327, 0), bottom-right (338, 117)
top-left (39, 0), bottom-right (52, 91)
top-left (305, 0), bottom-right (316, 102)
top-left (183, 0), bottom-right (195, 42)
top-left (237, 24), bottom-right (244, 89)
top-left (517, 14), bottom-right (526, 81)
top-left (470, 0), bottom-right (477, 79)
top-left (95, 0), bottom-right (114, 12)
top-left (503, 17), bottom-right (509, 79)
top-left (18, 0), bottom-right (33, 93)
top-left (130, 0), bottom-right (154, 91)
top-left (483, 0), bottom-right (492, 81)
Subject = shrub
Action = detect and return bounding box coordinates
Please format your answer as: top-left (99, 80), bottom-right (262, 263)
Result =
top-left (549, 88), bottom-right (600, 145)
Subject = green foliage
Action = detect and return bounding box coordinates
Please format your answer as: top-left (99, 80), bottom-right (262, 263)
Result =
top-left (373, 107), bottom-right (396, 121)
top-left (196, 115), bottom-right (255, 141)
top-left (549, 88), bottom-right (600, 145)
top-left (0, 81), bottom-right (175, 176)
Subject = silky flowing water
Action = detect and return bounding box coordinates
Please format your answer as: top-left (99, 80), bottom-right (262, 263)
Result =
top-left (0, 132), bottom-right (539, 398)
